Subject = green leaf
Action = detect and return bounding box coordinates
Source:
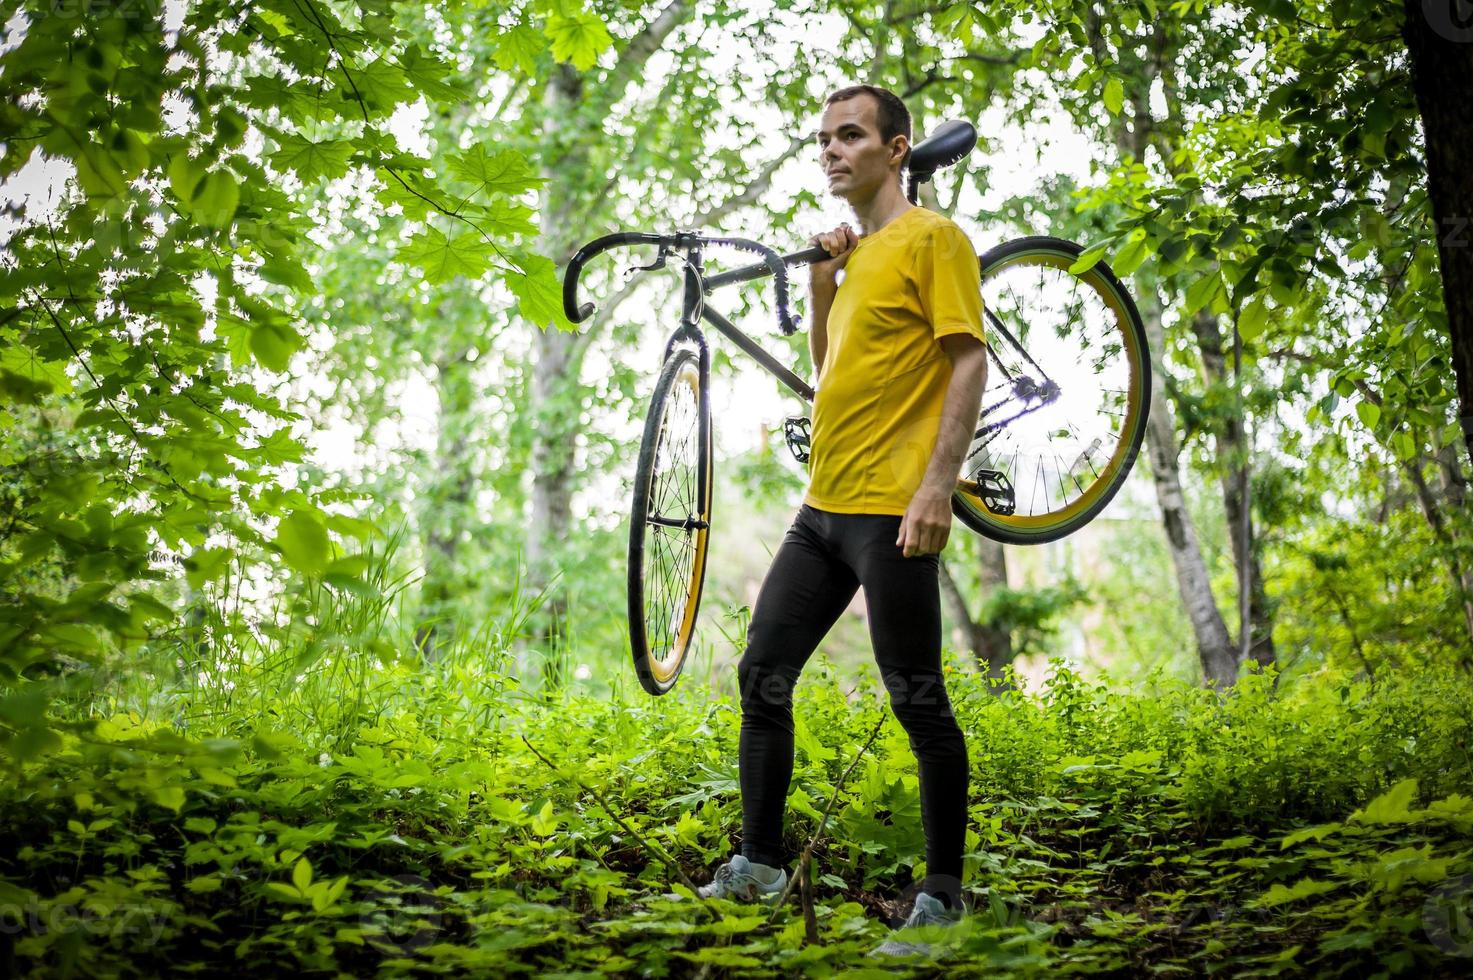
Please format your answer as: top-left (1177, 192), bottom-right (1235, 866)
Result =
top-left (545, 12), bottom-right (613, 71)
top-left (70, 139), bottom-right (127, 201)
top-left (168, 152), bottom-right (206, 206)
top-left (153, 785), bottom-right (186, 813)
top-left (1257, 877), bottom-right (1342, 907)
top-left (324, 570), bottom-right (377, 599)
top-left (395, 46), bottom-right (464, 103)
top-left (507, 252), bottom-right (573, 330)
top-left (1353, 778), bottom-right (1418, 824)
top-left (399, 227), bottom-right (497, 284)
top-left (530, 800), bottom-right (561, 836)
top-left (493, 24), bottom-right (546, 74)
top-left (292, 856), bottom-right (313, 892)
top-left (1112, 234), bottom-right (1149, 277)
top-left (1238, 294), bottom-right (1270, 341)
top-left (270, 136), bottom-right (355, 182)
top-left (1103, 77), bottom-right (1125, 116)
top-left (343, 56), bottom-right (414, 116)
top-left (256, 429), bottom-right (306, 466)
top-left (448, 145), bottom-right (541, 198)
top-left (1355, 400), bottom-right (1380, 430)
top-left (264, 882), bottom-right (305, 903)
top-left (1068, 241), bottom-right (1111, 275)
top-left (0, 344), bottom-right (72, 401)
top-left (793, 713), bottom-right (834, 763)
top-left (250, 319), bottom-right (303, 372)
top-left (275, 510), bottom-right (331, 576)
top-left (1183, 270), bottom-right (1225, 317)
top-left (192, 170), bottom-right (240, 228)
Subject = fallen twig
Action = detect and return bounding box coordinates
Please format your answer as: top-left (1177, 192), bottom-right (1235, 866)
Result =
top-left (521, 734), bottom-right (702, 894)
top-left (766, 713), bottom-right (887, 925)
top-left (800, 852), bottom-right (819, 945)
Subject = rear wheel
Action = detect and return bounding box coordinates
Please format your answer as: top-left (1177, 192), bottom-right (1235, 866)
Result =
top-left (953, 236), bottom-right (1150, 544)
top-left (628, 347), bottom-right (712, 695)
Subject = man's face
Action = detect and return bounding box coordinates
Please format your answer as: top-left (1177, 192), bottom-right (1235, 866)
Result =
top-left (816, 95), bottom-right (905, 202)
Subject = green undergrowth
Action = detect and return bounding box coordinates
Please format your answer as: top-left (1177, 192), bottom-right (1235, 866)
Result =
top-left (2, 655), bottom-right (1472, 977)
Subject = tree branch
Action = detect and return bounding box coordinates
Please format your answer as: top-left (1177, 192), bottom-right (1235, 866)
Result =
top-left (685, 132), bottom-right (809, 229)
top-left (522, 734), bottom-right (704, 895)
top-left (957, 50), bottom-right (1023, 66)
top-left (598, 0), bottom-right (694, 110)
top-left (764, 714), bottom-right (886, 923)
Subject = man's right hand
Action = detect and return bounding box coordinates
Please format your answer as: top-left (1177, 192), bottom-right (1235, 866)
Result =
top-left (808, 223), bottom-right (859, 286)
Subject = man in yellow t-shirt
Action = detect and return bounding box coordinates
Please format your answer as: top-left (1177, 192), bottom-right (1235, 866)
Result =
top-left (698, 85), bottom-right (988, 952)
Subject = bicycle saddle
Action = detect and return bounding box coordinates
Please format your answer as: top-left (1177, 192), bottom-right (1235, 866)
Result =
top-left (908, 119), bottom-right (976, 179)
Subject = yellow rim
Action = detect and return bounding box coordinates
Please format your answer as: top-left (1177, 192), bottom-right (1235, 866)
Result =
top-left (648, 361), bottom-right (709, 685)
top-left (958, 250), bottom-right (1146, 533)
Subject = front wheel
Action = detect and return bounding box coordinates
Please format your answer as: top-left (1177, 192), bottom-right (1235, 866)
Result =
top-left (952, 236), bottom-right (1151, 544)
top-left (628, 347), bottom-right (713, 695)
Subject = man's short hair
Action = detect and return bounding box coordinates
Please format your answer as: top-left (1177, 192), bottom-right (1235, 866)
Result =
top-left (825, 85), bottom-right (913, 173)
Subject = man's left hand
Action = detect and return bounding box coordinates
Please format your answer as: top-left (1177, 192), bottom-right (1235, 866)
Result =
top-left (897, 488), bottom-right (953, 557)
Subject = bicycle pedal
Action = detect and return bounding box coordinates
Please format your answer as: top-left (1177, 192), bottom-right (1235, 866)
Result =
top-left (783, 416), bottom-right (811, 464)
top-left (957, 469), bottom-right (1016, 515)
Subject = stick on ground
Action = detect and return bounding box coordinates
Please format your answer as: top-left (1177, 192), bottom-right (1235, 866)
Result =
top-left (521, 734), bottom-right (702, 894)
top-left (767, 713), bottom-right (887, 925)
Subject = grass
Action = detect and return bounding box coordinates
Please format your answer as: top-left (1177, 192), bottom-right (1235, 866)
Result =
top-left (3, 600), bottom-right (1473, 978)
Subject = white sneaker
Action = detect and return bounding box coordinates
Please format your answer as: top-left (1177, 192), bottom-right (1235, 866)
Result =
top-left (696, 854), bottom-right (787, 902)
top-left (869, 892), bottom-right (964, 957)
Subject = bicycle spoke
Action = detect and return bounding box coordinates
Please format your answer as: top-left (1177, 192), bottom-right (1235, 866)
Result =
top-left (958, 247), bottom-right (1147, 531)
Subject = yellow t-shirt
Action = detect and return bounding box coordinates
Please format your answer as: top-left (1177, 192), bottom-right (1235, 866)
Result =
top-left (802, 206), bottom-right (986, 516)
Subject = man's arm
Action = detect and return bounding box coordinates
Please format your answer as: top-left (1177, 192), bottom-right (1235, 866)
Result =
top-left (805, 224), bottom-right (857, 374)
top-left (896, 334), bottom-right (989, 557)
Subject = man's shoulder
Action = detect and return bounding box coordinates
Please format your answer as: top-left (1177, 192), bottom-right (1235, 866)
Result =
top-left (904, 207), bottom-right (970, 241)
top-left (904, 208), bottom-right (977, 260)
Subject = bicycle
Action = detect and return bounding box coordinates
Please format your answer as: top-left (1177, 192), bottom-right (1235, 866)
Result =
top-left (562, 120), bottom-right (1150, 696)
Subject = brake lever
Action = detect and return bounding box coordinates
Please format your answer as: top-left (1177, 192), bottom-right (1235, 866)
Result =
top-left (627, 244), bottom-right (671, 276)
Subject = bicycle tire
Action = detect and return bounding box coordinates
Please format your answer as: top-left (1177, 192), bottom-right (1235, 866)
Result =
top-left (953, 236), bottom-right (1150, 544)
top-left (628, 347), bottom-right (712, 695)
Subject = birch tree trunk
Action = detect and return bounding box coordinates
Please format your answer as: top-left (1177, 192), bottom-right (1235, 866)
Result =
top-left (415, 347), bottom-right (476, 661)
top-left (1140, 290), bottom-right (1239, 687)
top-left (1095, 19), bottom-right (1239, 687)
top-left (1189, 311), bottom-right (1276, 669)
top-left (524, 62), bottom-right (585, 684)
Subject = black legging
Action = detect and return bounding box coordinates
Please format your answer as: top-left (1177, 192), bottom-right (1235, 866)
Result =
top-left (735, 504), bottom-right (968, 901)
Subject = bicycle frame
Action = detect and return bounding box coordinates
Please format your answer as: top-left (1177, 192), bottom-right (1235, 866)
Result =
top-left (558, 114), bottom-right (1065, 519)
top-left (560, 119), bottom-right (982, 403)
top-left (563, 230), bottom-right (1067, 477)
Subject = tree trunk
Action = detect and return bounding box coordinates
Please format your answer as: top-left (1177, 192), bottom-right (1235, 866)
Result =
top-left (1188, 311), bottom-right (1276, 669)
top-left (1402, 0), bottom-right (1473, 462)
top-left (938, 554), bottom-right (1015, 687)
top-left (521, 63), bottom-right (585, 684)
top-left (1141, 291), bottom-right (1239, 687)
top-left (1100, 30), bottom-right (1239, 687)
top-left (1344, 371), bottom-right (1473, 651)
top-left (1403, 448), bottom-right (1473, 650)
top-left (414, 348), bottom-right (476, 661)
top-left (518, 3), bottom-right (701, 684)
top-left (1437, 440), bottom-right (1467, 508)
